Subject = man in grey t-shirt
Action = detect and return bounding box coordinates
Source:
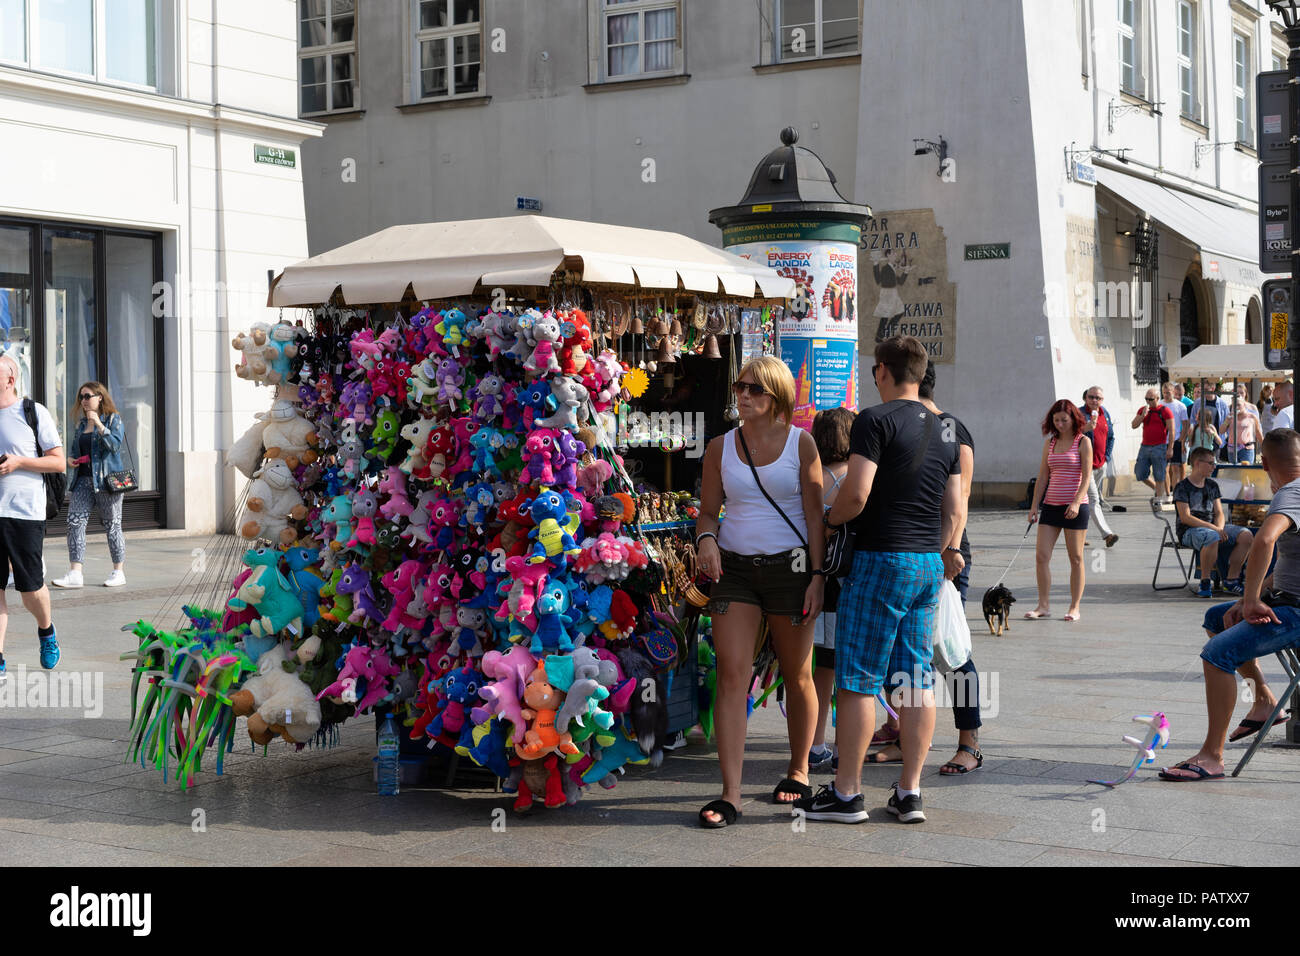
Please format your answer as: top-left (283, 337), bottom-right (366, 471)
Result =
top-left (1160, 428), bottom-right (1300, 781)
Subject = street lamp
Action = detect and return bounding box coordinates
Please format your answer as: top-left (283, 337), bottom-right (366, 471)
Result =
top-left (1270, 0), bottom-right (1300, 394)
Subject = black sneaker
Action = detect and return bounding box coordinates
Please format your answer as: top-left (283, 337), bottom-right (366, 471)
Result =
top-left (886, 784), bottom-right (926, 823)
top-left (792, 784), bottom-right (868, 824)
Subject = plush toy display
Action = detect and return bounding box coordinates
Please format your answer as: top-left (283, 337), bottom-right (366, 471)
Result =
top-left (134, 299), bottom-right (717, 815)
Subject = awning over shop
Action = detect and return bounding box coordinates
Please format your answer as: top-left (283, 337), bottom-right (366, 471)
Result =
top-left (1166, 344), bottom-right (1281, 380)
top-left (268, 215), bottom-right (796, 306)
top-left (1095, 167), bottom-right (1261, 283)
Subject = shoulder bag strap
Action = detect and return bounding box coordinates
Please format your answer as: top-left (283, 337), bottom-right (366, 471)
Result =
top-left (735, 426), bottom-right (807, 549)
top-left (22, 398), bottom-right (43, 456)
top-left (111, 413), bottom-right (137, 471)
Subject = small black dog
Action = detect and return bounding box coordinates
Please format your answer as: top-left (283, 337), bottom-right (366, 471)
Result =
top-left (982, 585), bottom-right (1016, 636)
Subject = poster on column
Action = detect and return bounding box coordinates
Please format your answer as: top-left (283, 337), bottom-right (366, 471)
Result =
top-left (724, 220), bottom-right (862, 426)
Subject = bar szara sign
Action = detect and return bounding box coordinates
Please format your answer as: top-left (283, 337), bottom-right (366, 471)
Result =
top-left (858, 209), bottom-right (956, 363)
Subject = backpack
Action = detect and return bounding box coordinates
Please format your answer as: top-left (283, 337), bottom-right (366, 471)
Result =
top-left (23, 399), bottom-right (66, 521)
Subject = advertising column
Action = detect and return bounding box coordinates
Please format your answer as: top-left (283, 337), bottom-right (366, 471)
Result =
top-left (724, 220), bottom-right (863, 430)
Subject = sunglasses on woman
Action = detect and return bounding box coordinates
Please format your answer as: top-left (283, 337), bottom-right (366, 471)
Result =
top-left (732, 381), bottom-right (769, 398)
top-left (79, 393), bottom-right (97, 401)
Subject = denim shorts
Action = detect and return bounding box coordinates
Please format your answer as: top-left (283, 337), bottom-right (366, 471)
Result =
top-left (1135, 444), bottom-right (1168, 481)
top-left (1181, 524), bottom-right (1247, 552)
top-left (1201, 601), bottom-right (1300, 674)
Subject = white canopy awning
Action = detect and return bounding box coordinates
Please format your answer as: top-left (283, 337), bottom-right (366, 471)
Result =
top-left (1095, 167), bottom-right (1261, 283)
top-left (1166, 344), bottom-right (1283, 381)
top-left (268, 215), bottom-right (796, 306)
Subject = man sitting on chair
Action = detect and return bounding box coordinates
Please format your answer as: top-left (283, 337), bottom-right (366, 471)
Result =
top-left (1172, 447), bottom-right (1253, 598)
top-left (1160, 429), bottom-right (1300, 781)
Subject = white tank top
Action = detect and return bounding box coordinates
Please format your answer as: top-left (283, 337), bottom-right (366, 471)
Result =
top-left (718, 425), bottom-right (808, 554)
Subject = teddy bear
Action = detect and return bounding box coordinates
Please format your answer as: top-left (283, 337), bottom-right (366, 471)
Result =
top-left (229, 643), bottom-right (322, 745)
top-left (233, 322), bottom-right (276, 384)
top-left (239, 459), bottom-right (307, 547)
top-left (259, 399), bottom-right (319, 471)
top-left (517, 665), bottom-right (579, 759)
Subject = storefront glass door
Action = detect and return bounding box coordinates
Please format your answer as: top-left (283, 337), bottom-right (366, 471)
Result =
top-left (43, 228), bottom-right (97, 450)
top-left (105, 235), bottom-right (158, 491)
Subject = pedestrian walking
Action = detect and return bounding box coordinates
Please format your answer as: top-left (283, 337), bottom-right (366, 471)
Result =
top-left (1026, 399), bottom-right (1092, 622)
top-left (1132, 388), bottom-right (1175, 503)
top-left (796, 335), bottom-right (963, 825)
top-left (1079, 386), bottom-right (1118, 547)
top-left (1162, 382), bottom-right (1189, 487)
top-left (694, 355), bottom-right (825, 828)
top-left (52, 381), bottom-right (127, 588)
top-left (0, 354), bottom-right (64, 682)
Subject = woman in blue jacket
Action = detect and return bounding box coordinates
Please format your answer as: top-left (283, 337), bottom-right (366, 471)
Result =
top-left (52, 382), bottom-right (127, 588)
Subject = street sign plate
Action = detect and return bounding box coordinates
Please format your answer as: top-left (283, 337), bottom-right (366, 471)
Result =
top-left (1264, 279), bottom-right (1295, 371)
top-left (1256, 70), bottom-right (1291, 162)
top-left (1260, 162), bottom-right (1292, 273)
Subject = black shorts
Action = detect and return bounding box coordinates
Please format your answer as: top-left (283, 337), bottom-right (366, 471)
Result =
top-left (1170, 440), bottom-right (1185, 464)
top-left (1039, 503), bottom-right (1090, 531)
top-left (0, 517), bottom-right (45, 591)
top-left (708, 548), bottom-right (812, 622)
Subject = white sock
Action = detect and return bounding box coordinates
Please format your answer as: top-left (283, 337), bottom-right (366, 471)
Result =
top-left (833, 782), bottom-right (860, 801)
top-left (896, 786), bottom-right (920, 800)
top-left (810, 743), bottom-right (831, 756)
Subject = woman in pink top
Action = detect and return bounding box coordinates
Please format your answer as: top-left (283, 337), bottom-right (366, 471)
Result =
top-left (1026, 400), bottom-right (1093, 622)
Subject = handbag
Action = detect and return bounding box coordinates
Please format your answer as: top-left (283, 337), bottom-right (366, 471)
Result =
top-left (103, 416), bottom-right (139, 493)
top-left (22, 399), bottom-right (65, 521)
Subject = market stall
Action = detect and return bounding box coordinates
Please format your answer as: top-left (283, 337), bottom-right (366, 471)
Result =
top-left (121, 215), bottom-right (792, 810)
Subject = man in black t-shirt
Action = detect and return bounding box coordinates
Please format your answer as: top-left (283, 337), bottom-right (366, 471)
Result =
top-left (793, 337), bottom-right (963, 826)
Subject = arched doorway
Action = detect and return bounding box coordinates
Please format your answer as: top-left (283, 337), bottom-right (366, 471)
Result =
top-left (1246, 297), bottom-right (1262, 344)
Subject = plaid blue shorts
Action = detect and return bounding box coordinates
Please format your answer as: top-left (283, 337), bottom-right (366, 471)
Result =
top-left (833, 550), bottom-right (944, 696)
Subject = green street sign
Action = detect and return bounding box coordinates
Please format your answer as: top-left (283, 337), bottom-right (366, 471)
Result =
top-left (254, 145), bottom-right (296, 168)
top-left (964, 243), bottom-right (1010, 261)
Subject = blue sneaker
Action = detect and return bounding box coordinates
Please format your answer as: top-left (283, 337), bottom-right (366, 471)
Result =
top-left (808, 746), bottom-right (834, 773)
top-left (1196, 583), bottom-right (1213, 599)
top-left (1223, 580), bottom-right (1245, 596)
top-left (39, 629), bottom-right (60, 670)
top-left (0, 659), bottom-right (6, 684)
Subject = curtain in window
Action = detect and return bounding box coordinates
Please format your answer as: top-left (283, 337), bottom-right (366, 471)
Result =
top-left (607, 12), bottom-right (638, 76)
top-left (644, 8), bottom-right (674, 72)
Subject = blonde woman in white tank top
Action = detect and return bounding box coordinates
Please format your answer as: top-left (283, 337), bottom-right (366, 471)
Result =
top-left (694, 356), bottom-right (825, 828)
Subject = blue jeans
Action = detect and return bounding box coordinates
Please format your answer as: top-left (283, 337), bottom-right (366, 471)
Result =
top-left (1201, 602), bottom-right (1300, 674)
top-left (1182, 525), bottom-right (1248, 581)
top-left (1235, 447), bottom-right (1256, 464)
top-left (1135, 444), bottom-right (1168, 482)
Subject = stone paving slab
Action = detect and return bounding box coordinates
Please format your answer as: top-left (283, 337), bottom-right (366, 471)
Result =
top-left (1, 508), bottom-right (1297, 866)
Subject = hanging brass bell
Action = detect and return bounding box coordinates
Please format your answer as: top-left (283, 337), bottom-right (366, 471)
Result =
top-left (656, 336), bottom-right (675, 364)
top-left (630, 313), bottom-right (644, 334)
top-left (669, 318), bottom-right (683, 338)
top-left (702, 334), bottom-right (722, 360)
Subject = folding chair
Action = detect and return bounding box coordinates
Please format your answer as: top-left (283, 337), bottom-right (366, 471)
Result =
top-left (1152, 505), bottom-right (1197, 591)
top-left (1232, 646), bottom-right (1300, 777)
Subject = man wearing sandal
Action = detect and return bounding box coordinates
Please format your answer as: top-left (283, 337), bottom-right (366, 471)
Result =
top-left (1160, 429), bottom-right (1300, 781)
top-left (794, 336), bottom-right (964, 824)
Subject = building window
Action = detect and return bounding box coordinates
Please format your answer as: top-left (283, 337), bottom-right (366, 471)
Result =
top-left (601, 0), bottom-right (677, 79)
top-left (0, 0), bottom-right (158, 90)
top-left (411, 0), bottom-right (481, 100)
top-left (1176, 1), bottom-right (1199, 121)
top-left (299, 0), bottom-right (357, 115)
top-left (773, 0), bottom-right (857, 62)
top-left (1118, 0), bottom-right (1145, 97)
top-left (1234, 30), bottom-right (1252, 145)
top-left (1274, 49), bottom-right (1286, 72)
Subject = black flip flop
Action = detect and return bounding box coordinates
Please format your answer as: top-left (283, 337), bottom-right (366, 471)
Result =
top-left (1228, 711), bottom-right (1291, 742)
top-left (1157, 761), bottom-right (1225, 782)
top-left (698, 799), bottom-right (740, 828)
top-left (939, 744), bottom-right (984, 775)
top-left (771, 778), bottom-right (812, 803)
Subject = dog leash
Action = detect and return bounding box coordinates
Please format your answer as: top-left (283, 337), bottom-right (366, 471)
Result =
top-left (989, 516), bottom-right (1037, 589)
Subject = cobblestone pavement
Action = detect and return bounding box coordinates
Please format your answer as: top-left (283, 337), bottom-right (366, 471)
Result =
top-left (1, 506), bottom-right (1297, 867)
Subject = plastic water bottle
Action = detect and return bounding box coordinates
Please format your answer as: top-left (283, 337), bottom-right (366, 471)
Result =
top-left (377, 713), bottom-right (400, 796)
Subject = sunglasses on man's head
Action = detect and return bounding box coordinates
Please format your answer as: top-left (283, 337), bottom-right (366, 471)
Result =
top-left (732, 381), bottom-right (769, 398)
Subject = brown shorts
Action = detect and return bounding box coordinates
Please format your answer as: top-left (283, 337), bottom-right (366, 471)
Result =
top-left (708, 548), bottom-right (812, 622)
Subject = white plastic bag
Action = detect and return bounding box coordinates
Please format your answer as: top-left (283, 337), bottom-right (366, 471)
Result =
top-left (932, 580), bottom-right (972, 673)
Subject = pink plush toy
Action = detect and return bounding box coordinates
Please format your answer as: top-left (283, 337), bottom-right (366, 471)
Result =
top-left (316, 642), bottom-right (403, 714)
top-left (578, 459), bottom-right (613, 498)
top-left (522, 428), bottom-right (559, 485)
top-left (381, 559), bottom-right (424, 632)
top-left (349, 328), bottom-right (382, 371)
top-left (575, 533), bottom-right (649, 583)
top-left (378, 466), bottom-right (414, 522)
top-left (496, 555), bottom-right (550, 632)
top-left (346, 485), bottom-right (379, 548)
top-left (473, 645), bottom-right (536, 744)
